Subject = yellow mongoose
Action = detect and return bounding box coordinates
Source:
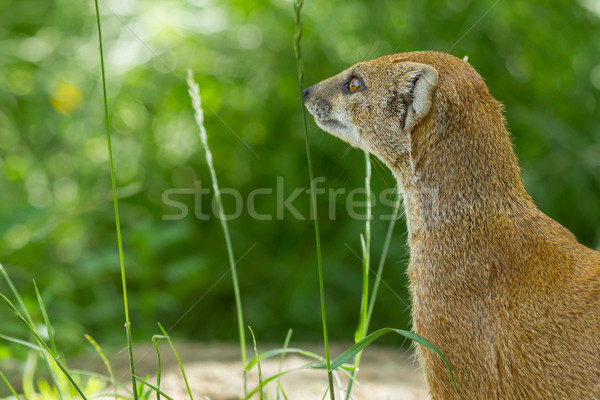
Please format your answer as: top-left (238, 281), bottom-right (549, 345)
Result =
top-left (304, 51), bottom-right (600, 399)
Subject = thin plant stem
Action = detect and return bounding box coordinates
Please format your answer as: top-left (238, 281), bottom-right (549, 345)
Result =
top-left (23, 351), bottom-right (35, 399)
top-left (277, 329), bottom-right (293, 400)
top-left (292, 0), bottom-right (335, 398)
top-left (277, 382), bottom-right (289, 400)
top-left (345, 152), bottom-right (372, 399)
top-left (40, 351), bottom-right (65, 400)
top-left (34, 281), bottom-right (65, 400)
top-left (152, 334), bottom-right (167, 400)
top-left (133, 376), bottom-right (176, 400)
top-left (92, 1), bottom-right (137, 398)
top-left (33, 282), bottom-right (57, 357)
top-left (186, 70), bottom-right (247, 394)
top-left (157, 323), bottom-right (193, 400)
top-left (0, 370), bottom-right (22, 400)
top-left (365, 193), bottom-right (402, 327)
top-left (248, 327), bottom-right (263, 400)
top-left (357, 152), bottom-right (372, 341)
top-left (85, 334), bottom-right (117, 399)
top-left (70, 369), bottom-right (132, 394)
top-left (0, 264), bottom-right (33, 323)
top-left (345, 192), bottom-right (402, 398)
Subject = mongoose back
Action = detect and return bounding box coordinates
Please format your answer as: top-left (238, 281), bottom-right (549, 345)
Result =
top-left (304, 51), bottom-right (600, 399)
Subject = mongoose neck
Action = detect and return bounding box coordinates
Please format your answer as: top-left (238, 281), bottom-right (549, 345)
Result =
top-left (393, 117), bottom-right (534, 238)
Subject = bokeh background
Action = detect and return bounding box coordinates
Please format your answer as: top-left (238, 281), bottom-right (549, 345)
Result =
top-left (1, 0), bottom-right (599, 365)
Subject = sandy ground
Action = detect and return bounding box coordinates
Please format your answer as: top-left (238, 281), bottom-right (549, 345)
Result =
top-left (69, 342), bottom-right (428, 400)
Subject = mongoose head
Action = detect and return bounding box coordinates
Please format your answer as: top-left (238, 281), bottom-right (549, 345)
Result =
top-left (304, 51), bottom-right (515, 191)
top-left (303, 54), bottom-right (439, 163)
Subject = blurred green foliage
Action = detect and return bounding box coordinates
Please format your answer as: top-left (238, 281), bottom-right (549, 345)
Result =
top-left (0, 0), bottom-right (599, 361)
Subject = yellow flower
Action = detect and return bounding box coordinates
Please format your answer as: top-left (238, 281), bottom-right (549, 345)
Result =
top-left (49, 81), bottom-right (82, 115)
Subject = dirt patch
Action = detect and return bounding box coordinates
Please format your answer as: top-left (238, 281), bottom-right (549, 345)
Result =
top-left (77, 342), bottom-right (427, 399)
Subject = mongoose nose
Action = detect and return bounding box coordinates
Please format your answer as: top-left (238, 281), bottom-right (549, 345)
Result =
top-left (303, 86), bottom-right (312, 101)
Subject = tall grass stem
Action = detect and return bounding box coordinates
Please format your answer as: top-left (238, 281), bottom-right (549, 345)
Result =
top-left (277, 329), bottom-right (293, 400)
top-left (346, 192), bottom-right (401, 398)
top-left (0, 371), bottom-right (22, 400)
top-left (248, 327), bottom-right (264, 400)
top-left (151, 334), bottom-right (167, 400)
top-left (33, 281), bottom-right (65, 400)
top-left (157, 323), bottom-right (193, 400)
top-left (186, 70), bottom-right (247, 394)
top-left (292, 0), bottom-right (335, 398)
top-left (345, 152), bottom-right (372, 399)
top-left (85, 334), bottom-right (117, 399)
top-left (365, 193), bottom-right (402, 326)
top-left (0, 265), bottom-right (33, 323)
top-left (133, 376), bottom-right (175, 400)
top-left (93, 1), bottom-right (137, 398)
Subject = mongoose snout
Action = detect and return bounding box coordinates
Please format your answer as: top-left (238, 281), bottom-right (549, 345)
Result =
top-left (302, 86), bottom-right (311, 99)
top-left (304, 94), bottom-right (333, 122)
top-left (304, 51), bottom-right (600, 400)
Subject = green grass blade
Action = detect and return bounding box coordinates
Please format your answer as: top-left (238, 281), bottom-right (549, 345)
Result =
top-left (292, 1), bottom-right (335, 398)
top-left (331, 327), bottom-right (459, 399)
top-left (136, 374), bottom-right (147, 399)
top-left (1, 294), bottom-right (50, 350)
top-left (277, 381), bottom-right (289, 400)
top-left (89, 394), bottom-right (133, 400)
top-left (0, 334), bottom-right (65, 399)
top-left (33, 280), bottom-right (65, 400)
top-left (345, 154), bottom-right (375, 400)
top-left (0, 264), bottom-right (34, 324)
top-left (33, 280), bottom-right (56, 356)
top-left (22, 351), bottom-right (36, 400)
top-left (248, 327), bottom-right (263, 400)
top-left (186, 69), bottom-right (247, 394)
top-left (50, 353), bottom-right (88, 398)
top-left (346, 193), bottom-right (402, 400)
top-left (365, 193), bottom-right (402, 327)
top-left (0, 334), bottom-right (42, 351)
top-left (157, 323), bottom-right (193, 400)
top-left (245, 348), bottom-right (324, 371)
top-left (0, 293), bottom-right (88, 399)
top-left (0, 370), bottom-right (23, 400)
top-left (354, 232), bottom-right (370, 344)
top-left (277, 329), bottom-right (293, 400)
top-left (346, 235), bottom-right (368, 399)
top-left (242, 363), bottom-right (324, 400)
top-left (92, 1), bottom-right (137, 399)
top-left (40, 351), bottom-right (66, 400)
top-left (132, 376), bottom-right (175, 400)
top-left (151, 334), bottom-right (168, 400)
top-left (70, 370), bottom-right (132, 394)
top-left (359, 152), bottom-right (372, 340)
top-left (85, 334), bottom-right (117, 399)
top-left (356, 151), bottom-right (372, 340)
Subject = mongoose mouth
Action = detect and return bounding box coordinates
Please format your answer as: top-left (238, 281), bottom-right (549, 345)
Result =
top-left (314, 118), bottom-right (348, 133)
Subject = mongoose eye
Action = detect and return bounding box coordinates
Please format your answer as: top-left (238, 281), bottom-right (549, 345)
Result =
top-left (347, 77), bottom-right (363, 93)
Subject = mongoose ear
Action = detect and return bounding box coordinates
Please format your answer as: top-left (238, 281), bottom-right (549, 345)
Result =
top-left (401, 63), bottom-right (439, 131)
